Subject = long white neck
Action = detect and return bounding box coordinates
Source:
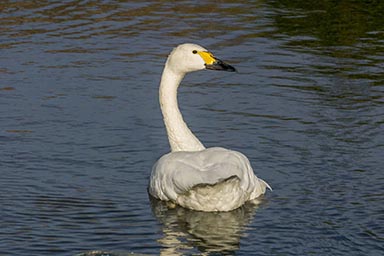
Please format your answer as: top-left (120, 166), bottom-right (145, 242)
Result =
top-left (159, 63), bottom-right (205, 152)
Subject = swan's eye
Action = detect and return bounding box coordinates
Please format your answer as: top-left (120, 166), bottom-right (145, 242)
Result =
top-left (192, 50), bottom-right (198, 54)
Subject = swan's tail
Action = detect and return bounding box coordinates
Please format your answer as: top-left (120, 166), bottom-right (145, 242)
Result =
top-left (249, 177), bottom-right (272, 200)
top-left (260, 178), bottom-right (272, 191)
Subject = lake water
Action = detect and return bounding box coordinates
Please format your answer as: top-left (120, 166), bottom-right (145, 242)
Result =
top-left (1, 1), bottom-right (383, 255)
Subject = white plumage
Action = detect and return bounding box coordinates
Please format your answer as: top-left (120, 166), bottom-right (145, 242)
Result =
top-left (149, 43), bottom-right (270, 212)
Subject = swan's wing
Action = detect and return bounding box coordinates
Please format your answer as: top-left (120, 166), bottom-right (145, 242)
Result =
top-left (149, 147), bottom-right (267, 201)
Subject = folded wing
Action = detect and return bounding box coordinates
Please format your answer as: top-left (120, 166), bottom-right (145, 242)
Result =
top-left (149, 147), bottom-right (269, 206)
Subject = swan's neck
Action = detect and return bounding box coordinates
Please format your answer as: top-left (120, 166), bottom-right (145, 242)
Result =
top-left (159, 64), bottom-right (205, 152)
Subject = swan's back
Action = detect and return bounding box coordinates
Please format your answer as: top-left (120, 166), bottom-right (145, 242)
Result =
top-left (149, 147), bottom-right (269, 211)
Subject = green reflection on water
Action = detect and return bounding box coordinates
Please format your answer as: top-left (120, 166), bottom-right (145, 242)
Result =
top-left (268, 0), bottom-right (384, 90)
top-left (270, 0), bottom-right (384, 47)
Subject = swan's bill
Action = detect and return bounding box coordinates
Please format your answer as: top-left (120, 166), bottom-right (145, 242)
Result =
top-left (205, 58), bottom-right (236, 72)
top-left (197, 51), bottom-right (236, 72)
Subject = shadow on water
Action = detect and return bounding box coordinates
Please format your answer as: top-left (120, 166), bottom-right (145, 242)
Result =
top-left (148, 196), bottom-right (263, 255)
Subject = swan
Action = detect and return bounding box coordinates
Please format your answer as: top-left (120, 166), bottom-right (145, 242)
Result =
top-left (149, 43), bottom-right (271, 212)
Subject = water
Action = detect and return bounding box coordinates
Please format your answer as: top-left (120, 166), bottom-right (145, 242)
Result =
top-left (1, 1), bottom-right (383, 255)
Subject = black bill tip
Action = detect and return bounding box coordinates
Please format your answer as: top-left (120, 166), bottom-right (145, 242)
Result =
top-left (205, 59), bottom-right (236, 72)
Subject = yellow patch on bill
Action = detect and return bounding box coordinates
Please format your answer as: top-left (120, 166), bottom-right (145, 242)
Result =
top-left (197, 51), bottom-right (216, 65)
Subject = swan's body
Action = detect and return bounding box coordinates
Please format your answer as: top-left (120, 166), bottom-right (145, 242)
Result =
top-left (149, 43), bottom-right (270, 212)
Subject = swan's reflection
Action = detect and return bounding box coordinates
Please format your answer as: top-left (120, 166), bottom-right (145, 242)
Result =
top-left (150, 196), bottom-right (264, 255)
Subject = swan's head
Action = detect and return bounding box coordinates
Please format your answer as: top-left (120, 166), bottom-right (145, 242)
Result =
top-left (166, 43), bottom-right (236, 74)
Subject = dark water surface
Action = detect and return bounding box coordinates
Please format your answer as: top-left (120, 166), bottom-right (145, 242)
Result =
top-left (1, 1), bottom-right (383, 255)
